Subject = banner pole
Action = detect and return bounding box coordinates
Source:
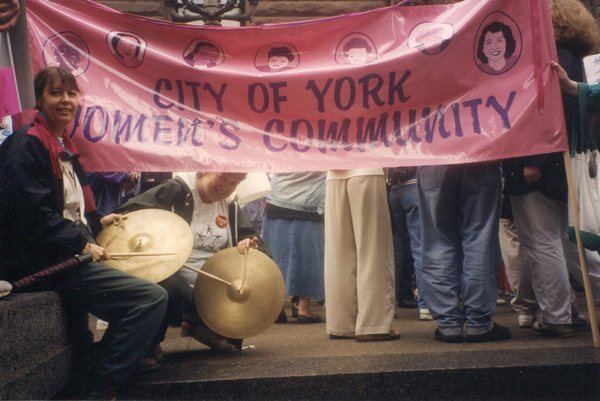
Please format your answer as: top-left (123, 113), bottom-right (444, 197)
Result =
top-left (563, 150), bottom-right (600, 347)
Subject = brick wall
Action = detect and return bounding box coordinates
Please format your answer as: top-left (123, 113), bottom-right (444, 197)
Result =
top-left (250, 1), bottom-right (392, 24)
top-left (96, 0), bottom-right (164, 18)
top-left (92, 0), bottom-right (600, 25)
top-left (96, 0), bottom-right (396, 24)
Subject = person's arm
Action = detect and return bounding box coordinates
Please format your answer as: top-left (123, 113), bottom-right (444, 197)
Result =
top-left (89, 172), bottom-right (131, 184)
top-left (115, 178), bottom-right (181, 214)
top-left (232, 201), bottom-right (268, 254)
top-left (550, 61), bottom-right (578, 97)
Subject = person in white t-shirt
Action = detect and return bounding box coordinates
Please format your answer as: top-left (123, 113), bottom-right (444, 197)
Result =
top-left (117, 172), bottom-right (263, 356)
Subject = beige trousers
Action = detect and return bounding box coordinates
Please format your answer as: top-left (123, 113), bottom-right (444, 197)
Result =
top-left (499, 218), bottom-right (537, 315)
top-left (324, 175), bottom-right (395, 336)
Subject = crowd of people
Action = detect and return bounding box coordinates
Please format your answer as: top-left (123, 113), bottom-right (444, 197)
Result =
top-left (2, 0), bottom-right (600, 399)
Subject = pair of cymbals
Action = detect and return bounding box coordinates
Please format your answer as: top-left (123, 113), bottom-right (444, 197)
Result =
top-left (97, 208), bottom-right (285, 339)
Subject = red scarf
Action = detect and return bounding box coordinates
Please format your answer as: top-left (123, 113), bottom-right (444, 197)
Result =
top-left (26, 113), bottom-right (97, 214)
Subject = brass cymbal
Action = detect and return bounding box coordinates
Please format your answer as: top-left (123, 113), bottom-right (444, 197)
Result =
top-left (194, 248), bottom-right (285, 339)
top-left (96, 209), bottom-right (193, 283)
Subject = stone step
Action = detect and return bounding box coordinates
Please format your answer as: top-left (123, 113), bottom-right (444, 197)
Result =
top-left (0, 292), bottom-right (74, 400)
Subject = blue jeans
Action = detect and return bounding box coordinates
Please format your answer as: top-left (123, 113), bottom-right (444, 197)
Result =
top-left (68, 262), bottom-right (168, 383)
top-left (417, 164), bottom-right (501, 335)
top-left (388, 182), bottom-right (426, 308)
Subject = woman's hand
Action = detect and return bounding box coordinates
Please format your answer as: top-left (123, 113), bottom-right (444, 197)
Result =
top-left (100, 213), bottom-right (125, 228)
top-left (523, 166), bottom-right (542, 184)
top-left (236, 237), bottom-right (258, 254)
top-left (550, 61), bottom-right (578, 97)
top-left (83, 242), bottom-right (108, 262)
top-left (0, 0), bottom-right (20, 32)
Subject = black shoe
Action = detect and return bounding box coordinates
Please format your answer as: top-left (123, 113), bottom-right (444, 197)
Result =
top-left (397, 296), bottom-right (418, 309)
top-left (434, 328), bottom-right (463, 343)
top-left (297, 313), bottom-right (323, 324)
top-left (533, 321), bottom-right (573, 338)
top-left (291, 300), bottom-right (299, 318)
top-left (227, 338), bottom-right (243, 350)
top-left (275, 308), bottom-right (287, 323)
top-left (189, 323), bottom-right (240, 353)
top-left (466, 323), bottom-right (511, 343)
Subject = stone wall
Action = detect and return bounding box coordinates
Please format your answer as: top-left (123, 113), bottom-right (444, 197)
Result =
top-left (97, 0), bottom-right (395, 24)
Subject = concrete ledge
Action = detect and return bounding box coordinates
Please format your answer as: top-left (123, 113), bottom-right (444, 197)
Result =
top-left (122, 297), bottom-right (600, 401)
top-left (129, 347), bottom-right (600, 400)
top-left (0, 292), bottom-right (74, 400)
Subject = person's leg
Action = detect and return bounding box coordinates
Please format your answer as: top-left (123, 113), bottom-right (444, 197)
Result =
top-left (152, 272), bottom-right (195, 344)
top-left (325, 178), bottom-right (358, 337)
top-left (348, 175), bottom-right (396, 336)
top-left (511, 192), bottom-right (572, 326)
top-left (418, 165), bottom-right (463, 337)
top-left (499, 217), bottom-right (537, 325)
top-left (389, 187), bottom-right (416, 307)
top-left (459, 164), bottom-right (504, 336)
top-left (400, 183), bottom-right (425, 308)
top-left (75, 262), bottom-right (168, 385)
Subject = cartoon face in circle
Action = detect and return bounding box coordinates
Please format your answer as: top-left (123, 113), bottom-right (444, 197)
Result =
top-left (184, 41), bottom-right (223, 68)
top-left (483, 31), bottom-right (507, 63)
top-left (43, 32), bottom-right (90, 76)
top-left (114, 34), bottom-right (141, 59)
top-left (107, 32), bottom-right (146, 68)
top-left (335, 33), bottom-right (377, 65)
top-left (343, 38), bottom-right (373, 64)
top-left (476, 20), bottom-right (519, 74)
top-left (408, 22), bottom-right (454, 56)
top-left (254, 43), bottom-right (300, 73)
top-left (55, 43), bottom-right (81, 71)
top-left (267, 47), bottom-right (294, 71)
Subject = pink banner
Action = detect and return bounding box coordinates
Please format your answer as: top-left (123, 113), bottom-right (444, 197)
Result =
top-left (25, 0), bottom-right (566, 172)
top-left (0, 66), bottom-right (20, 117)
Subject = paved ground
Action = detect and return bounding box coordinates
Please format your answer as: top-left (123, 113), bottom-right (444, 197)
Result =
top-left (97, 295), bottom-right (600, 401)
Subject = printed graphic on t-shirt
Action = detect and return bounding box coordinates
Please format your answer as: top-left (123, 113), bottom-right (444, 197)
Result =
top-left (195, 225), bottom-right (224, 251)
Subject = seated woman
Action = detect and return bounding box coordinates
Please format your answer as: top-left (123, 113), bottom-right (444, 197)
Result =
top-left (116, 171), bottom-right (263, 355)
top-left (0, 66), bottom-right (168, 399)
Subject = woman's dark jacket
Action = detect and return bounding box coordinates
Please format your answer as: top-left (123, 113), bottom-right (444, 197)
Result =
top-left (0, 117), bottom-right (100, 281)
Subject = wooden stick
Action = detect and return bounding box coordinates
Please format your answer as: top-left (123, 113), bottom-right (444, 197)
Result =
top-left (108, 252), bottom-right (178, 257)
top-left (563, 151), bottom-right (600, 347)
top-left (182, 264), bottom-right (232, 286)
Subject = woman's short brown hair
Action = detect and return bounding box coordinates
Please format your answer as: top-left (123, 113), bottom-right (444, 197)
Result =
top-left (33, 66), bottom-right (80, 109)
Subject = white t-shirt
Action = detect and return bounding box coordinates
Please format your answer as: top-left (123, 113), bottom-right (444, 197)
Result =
top-left (175, 172), bottom-right (230, 286)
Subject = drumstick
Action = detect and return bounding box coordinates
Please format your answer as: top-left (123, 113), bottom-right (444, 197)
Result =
top-left (182, 264), bottom-right (232, 286)
top-left (108, 252), bottom-right (179, 257)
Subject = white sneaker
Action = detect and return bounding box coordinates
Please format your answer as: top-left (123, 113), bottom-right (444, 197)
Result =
top-left (419, 308), bottom-right (434, 321)
top-left (518, 314), bottom-right (534, 328)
